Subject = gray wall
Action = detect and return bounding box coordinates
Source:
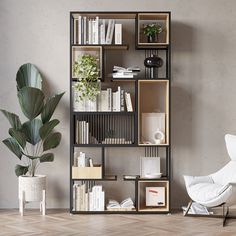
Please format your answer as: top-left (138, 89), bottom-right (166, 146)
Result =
top-left (1, 0), bottom-right (236, 209)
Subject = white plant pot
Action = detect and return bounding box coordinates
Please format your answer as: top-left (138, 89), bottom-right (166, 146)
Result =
top-left (18, 175), bottom-right (46, 202)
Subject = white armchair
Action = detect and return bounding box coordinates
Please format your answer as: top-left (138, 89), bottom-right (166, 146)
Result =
top-left (183, 134), bottom-right (236, 225)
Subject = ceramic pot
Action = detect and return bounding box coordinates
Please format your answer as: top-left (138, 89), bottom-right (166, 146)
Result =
top-left (18, 175), bottom-right (46, 202)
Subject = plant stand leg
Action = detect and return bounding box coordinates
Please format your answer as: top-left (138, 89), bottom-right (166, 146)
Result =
top-left (19, 191), bottom-right (25, 216)
top-left (42, 190), bottom-right (46, 216)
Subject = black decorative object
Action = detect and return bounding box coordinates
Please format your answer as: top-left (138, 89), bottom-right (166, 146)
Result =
top-left (144, 54), bottom-right (163, 78)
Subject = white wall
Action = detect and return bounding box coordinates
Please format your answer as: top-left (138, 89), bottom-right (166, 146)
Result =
top-left (1, 0), bottom-right (236, 208)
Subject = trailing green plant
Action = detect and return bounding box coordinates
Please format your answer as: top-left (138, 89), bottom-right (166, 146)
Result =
top-left (143, 23), bottom-right (163, 37)
top-left (73, 54), bottom-right (100, 101)
top-left (1, 63), bottom-right (65, 177)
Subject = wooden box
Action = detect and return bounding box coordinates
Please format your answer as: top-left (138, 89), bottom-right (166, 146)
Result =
top-left (72, 165), bottom-right (102, 179)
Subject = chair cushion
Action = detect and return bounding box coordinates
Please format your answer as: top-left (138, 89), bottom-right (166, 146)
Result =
top-left (188, 182), bottom-right (230, 203)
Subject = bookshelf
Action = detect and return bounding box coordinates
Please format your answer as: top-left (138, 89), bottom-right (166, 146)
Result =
top-left (70, 11), bottom-right (171, 214)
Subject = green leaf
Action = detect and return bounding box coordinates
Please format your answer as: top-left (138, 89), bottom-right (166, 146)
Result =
top-left (15, 164), bottom-right (29, 177)
top-left (22, 119), bottom-right (42, 145)
top-left (17, 87), bottom-right (44, 120)
top-left (41, 92), bottom-right (65, 123)
top-left (9, 128), bottom-right (26, 149)
top-left (39, 119), bottom-right (60, 140)
top-left (40, 153), bottom-right (54, 163)
top-left (0, 109), bottom-right (22, 130)
top-left (16, 63), bottom-right (42, 90)
top-left (3, 137), bottom-right (22, 159)
top-left (43, 132), bottom-right (61, 151)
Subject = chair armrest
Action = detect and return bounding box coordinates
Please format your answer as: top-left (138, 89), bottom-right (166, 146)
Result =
top-left (183, 175), bottom-right (213, 188)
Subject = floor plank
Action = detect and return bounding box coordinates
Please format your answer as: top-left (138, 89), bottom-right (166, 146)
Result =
top-left (0, 209), bottom-right (236, 236)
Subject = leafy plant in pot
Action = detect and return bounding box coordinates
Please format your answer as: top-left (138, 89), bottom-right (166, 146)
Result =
top-left (143, 23), bottom-right (163, 43)
top-left (1, 63), bottom-right (64, 214)
top-left (73, 54), bottom-right (100, 108)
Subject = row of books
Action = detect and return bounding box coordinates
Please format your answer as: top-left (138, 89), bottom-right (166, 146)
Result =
top-left (73, 184), bottom-right (105, 211)
top-left (73, 16), bottom-right (122, 45)
top-left (73, 86), bottom-right (133, 112)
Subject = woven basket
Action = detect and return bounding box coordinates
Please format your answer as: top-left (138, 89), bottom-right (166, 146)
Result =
top-left (18, 175), bottom-right (46, 202)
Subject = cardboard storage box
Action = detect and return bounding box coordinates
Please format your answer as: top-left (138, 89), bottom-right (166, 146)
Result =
top-left (72, 165), bottom-right (102, 179)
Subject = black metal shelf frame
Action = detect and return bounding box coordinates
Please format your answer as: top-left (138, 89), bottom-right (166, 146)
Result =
top-left (70, 11), bottom-right (171, 214)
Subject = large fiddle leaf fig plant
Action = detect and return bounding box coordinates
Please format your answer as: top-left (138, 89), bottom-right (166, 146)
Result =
top-left (1, 63), bottom-right (65, 177)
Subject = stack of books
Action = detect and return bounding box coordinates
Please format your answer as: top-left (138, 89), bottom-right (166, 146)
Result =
top-left (112, 66), bottom-right (140, 78)
top-left (73, 16), bottom-right (122, 45)
top-left (73, 85), bottom-right (133, 112)
top-left (106, 198), bottom-right (135, 211)
top-left (73, 184), bottom-right (105, 211)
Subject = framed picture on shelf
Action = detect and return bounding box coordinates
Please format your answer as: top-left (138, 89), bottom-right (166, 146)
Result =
top-left (146, 186), bottom-right (165, 206)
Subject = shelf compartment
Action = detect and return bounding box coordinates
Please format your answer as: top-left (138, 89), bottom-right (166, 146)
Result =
top-left (73, 175), bottom-right (117, 181)
top-left (74, 113), bottom-right (135, 145)
top-left (138, 80), bottom-right (169, 146)
top-left (138, 180), bottom-right (169, 212)
top-left (136, 13), bottom-right (170, 48)
top-left (71, 46), bottom-right (103, 80)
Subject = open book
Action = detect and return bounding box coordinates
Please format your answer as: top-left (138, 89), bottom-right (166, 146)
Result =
top-left (106, 198), bottom-right (135, 211)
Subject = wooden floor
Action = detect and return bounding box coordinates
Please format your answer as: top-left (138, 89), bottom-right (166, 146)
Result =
top-left (0, 209), bottom-right (236, 236)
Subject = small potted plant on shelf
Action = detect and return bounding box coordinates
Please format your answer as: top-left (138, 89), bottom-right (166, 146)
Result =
top-left (1, 63), bottom-right (64, 215)
top-left (73, 54), bottom-right (100, 106)
top-left (143, 23), bottom-right (163, 43)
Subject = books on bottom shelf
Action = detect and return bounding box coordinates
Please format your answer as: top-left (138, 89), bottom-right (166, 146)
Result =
top-left (73, 184), bottom-right (105, 211)
top-left (106, 198), bottom-right (135, 211)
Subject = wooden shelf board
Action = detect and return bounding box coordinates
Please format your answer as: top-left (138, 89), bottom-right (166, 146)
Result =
top-left (73, 111), bottom-right (135, 115)
top-left (71, 13), bottom-right (136, 19)
top-left (71, 44), bottom-right (129, 50)
top-left (73, 144), bottom-right (136, 147)
top-left (123, 176), bottom-right (169, 181)
top-left (71, 209), bottom-right (137, 214)
top-left (72, 175), bottom-right (117, 181)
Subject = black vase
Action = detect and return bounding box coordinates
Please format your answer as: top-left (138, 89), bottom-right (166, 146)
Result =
top-left (144, 55), bottom-right (163, 78)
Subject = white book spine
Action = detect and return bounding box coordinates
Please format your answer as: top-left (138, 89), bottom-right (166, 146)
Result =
top-left (83, 16), bottom-right (87, 44)
top-left (92, 20), bottom-right (96, 44)
top-left (95, 16), bottom-right (99, 44)
top-left (112, 92), bottom-right (116, 112)
top-left (105, 19), bottom-right (112, 44)
top-left (107, 19), bottom-right (115, 44)
top-left (100, 19), bottom-right (106, 44)
top-left (74, 19), bottom-right (78, 44)
top-left (116, 86), bottom-right (121, 112)
top-left (89, 191), bottom-right (93, 211)
top-left (78, 16), bottom-right (82, 44)
top-left (88, 19), bottom-right (92, 44)
top-left (73, 184), bottom-right (76, 211)
top-left (121, 89), bottom-right (125, 111)
top-left (86, 122), bottom-right (89, 144)
top-left (115, 23), bottom-right (122, 44)
top-left (76, 185), bottom-right (80, 211)
top-left (125, 92), bottom-right (133, 112)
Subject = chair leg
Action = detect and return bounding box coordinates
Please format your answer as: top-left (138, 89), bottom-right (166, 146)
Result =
top-left (223, 205), bottom-right (229, 227)
top-left (184, 200), bottom-right (193, 216)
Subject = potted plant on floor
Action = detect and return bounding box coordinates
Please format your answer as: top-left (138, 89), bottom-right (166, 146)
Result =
top-left (73, 54), bottom-right (100, 111)
top-left (0, 63), bottom-right (65, 215)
